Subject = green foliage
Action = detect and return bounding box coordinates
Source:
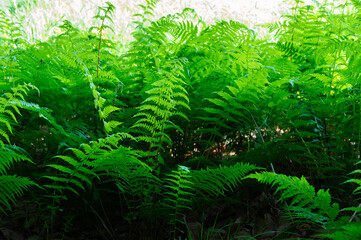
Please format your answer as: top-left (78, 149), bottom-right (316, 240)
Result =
top-left (3, 0), bottom-right (361, 238)
top-left (247, 172), bottom-right (340, 229)
top-left (323, 223), bottom-right (361, 240)
top-left (132, 57), bottom-right (190, 168)
top-left (0, 85), bottom-right (37, 213)
top-left (44, 132), bottom-right (140, 195)
top-left (163, 166), bottom-right (194, 238)
top-left (345, 160), bottom-right (361, 195)
top-left (191, 162), bottom-right (260, 196)
top-left (0, 175), bottom-right (34, 213)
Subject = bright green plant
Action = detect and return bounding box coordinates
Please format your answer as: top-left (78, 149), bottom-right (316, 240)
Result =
top-left (247, 172), bottom-right (340, 228)
top-left (0, 84), bottom-right (37, 213)
top-left (323, 223), bottom-right (361, 240)
top-left (248, 169), bottom-right (361, 238)
top-left (2, 0), bottom-right (361, 239)
top-left (163, 166), bottom-right (194, 239)
top-left (132, 57), bottom-right (190, 169)
top-left (44, 132), bottom-right (140, 195)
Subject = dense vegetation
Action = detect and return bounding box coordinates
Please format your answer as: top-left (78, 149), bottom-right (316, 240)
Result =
top-left (1, 0), bottom-right (361, 239)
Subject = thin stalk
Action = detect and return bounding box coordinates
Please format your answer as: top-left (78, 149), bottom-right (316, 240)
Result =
top-left (96, 8), bottom-right (110, 79)
top-left (249, 112), bottom-right (276, 173)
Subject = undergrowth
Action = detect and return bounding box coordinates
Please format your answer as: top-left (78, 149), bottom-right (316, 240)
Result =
top-left (0, 0), bottom-right (361, 239)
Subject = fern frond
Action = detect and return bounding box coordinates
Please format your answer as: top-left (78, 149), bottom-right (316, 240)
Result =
top-left (344, 160), bottom-right (361, 194)
top-left (45, 133), bottom-right (145, 196)
top-left (322, 223), bottom-right (361, 240)
top-left (247, 172), bottom-right (340, 228)
top-left (13, 99), bottom-right (67, 135)
top-left (191, 162), bottom-right (260, 196)
top-left (163, 166), bottom-right (194, 238)
top-left (0, 175), bottom-right (35, 213)
top-left (132, 57), bottom-right (190, 168)
top-left (0, 146), bottom-right (31, 175)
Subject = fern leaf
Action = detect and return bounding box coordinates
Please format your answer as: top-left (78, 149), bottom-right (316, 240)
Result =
top-left (191, 162), bottom-right (259, 196)
top-left (322, 223), bottom-right (361, 240)
top-left (247, 172), bottom-right (340, 227)
top-left (0, 175), bottom-right (35, 213)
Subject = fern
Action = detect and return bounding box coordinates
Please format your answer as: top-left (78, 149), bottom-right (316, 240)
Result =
top-left (0, 146), bottom-right (31, 175)
top-left (3, 1), bottom-right (361, 238)
top-left (2, 6), bottom-right (124, 143)
top-left (88, 2), bottom-right (122, 135)
top-left (126, 4), bottom-right (193, 170)
top-left (0, 9), bottom-right (27, 88)
top-left (132, 57), bottom-right (190, 168)
top-left (322, 223), bottom-right (361, 240)
top-left (163, 166), bottom-right (194, 238)
top-left (344, 160), bottom-right (361, 196)
top-left (247, 172), bottom-right (340, 229)
top-left (0, 175), bottom-right (35, 213)
top-left (44, 132), bottom-right (139, 195)
top-left (0, 85), bottom-right (37, 213)
top-left (191, 162), bottom-right (260, 196)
